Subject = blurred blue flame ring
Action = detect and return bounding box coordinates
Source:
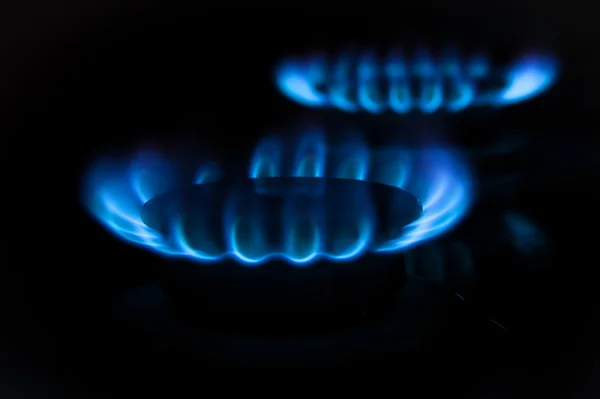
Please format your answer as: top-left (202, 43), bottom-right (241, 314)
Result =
top-left (275, 50), bottom-right (558, 112)
top-left (83, 133), bottom-right (473, 266)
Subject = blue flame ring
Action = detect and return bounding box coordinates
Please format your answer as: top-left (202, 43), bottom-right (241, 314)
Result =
top-left (83, 134), bottom-right (473, 266)
top-left (275, 49), bottom-right (557, 112)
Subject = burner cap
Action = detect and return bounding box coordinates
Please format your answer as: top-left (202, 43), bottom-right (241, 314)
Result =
top-left (141, 177), bottom-right (423, 260)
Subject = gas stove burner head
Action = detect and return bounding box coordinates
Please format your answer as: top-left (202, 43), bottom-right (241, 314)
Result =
top-left (83, 132), bottom-right (472, 265)
top-left (275, 48), bottom-right (557, 113)
top-left (141, 177), bottom-right (422, 265)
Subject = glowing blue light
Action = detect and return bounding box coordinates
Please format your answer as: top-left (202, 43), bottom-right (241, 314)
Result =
top-left (495, 55), bottom-right (558, 105)
top-left (276, 57), bottom-right (328, 107)
top-left (275, 49), bottom-right (558, 113)
top-left (83, 133), bottom-right (473, 266)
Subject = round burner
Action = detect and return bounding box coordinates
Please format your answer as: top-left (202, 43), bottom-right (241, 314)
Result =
top-left (141, 177), bottom-right (422, 263)
top-left (139, 177), bottom-right (422, 333)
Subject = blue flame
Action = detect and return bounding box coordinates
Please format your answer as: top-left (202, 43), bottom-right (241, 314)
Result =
top-left (83, 133), bottom-right (472, 266)
top-left (275, 49), bottom-right (558, 113)
top-left (495, 55), bottom-right (558, 105)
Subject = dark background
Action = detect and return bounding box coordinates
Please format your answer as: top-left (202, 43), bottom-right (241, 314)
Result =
top-left (3, 2), bottom-right (600, 397)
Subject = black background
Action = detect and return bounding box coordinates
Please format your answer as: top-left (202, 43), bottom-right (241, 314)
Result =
top-left (3, 1), bottom-right (600, 397)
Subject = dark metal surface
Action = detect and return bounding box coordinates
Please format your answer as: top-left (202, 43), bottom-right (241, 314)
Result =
top-left (160, 255), bottom-right (407, 334)
top-left (113, 276), bottom-right (508, 368)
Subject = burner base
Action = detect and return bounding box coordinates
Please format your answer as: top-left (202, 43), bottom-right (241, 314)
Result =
top-left (140, 177), bottom-right (423, 260)
top-left (161, 255), bottom-right (406, 334)
top-left (112, 276), bottom-right (507, 368)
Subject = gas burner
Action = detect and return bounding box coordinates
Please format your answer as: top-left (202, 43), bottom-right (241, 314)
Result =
top-left (141, 177), bottom-right (422, 264)
top-left (83, 132), bottom-right (473, 265)
top-left (139, 177), bottom-right (423, 332)
top-left (275, 48), bottom-right (557, 113)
